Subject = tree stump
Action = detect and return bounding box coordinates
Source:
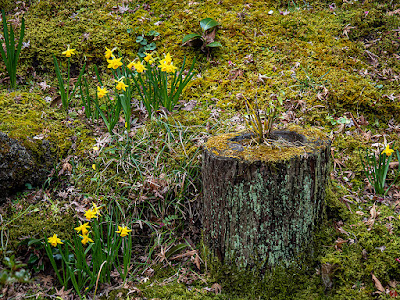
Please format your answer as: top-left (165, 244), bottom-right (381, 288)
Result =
top-left (202, 126), bottom-right (331, 268)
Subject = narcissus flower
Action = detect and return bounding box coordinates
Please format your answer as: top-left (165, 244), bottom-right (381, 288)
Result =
top-left (116, 225), bottom-right (132, 237)
top-left (127, 60), bottom-right (135, 69)
top-left (97, 86), bottom-right (108, 99)
top-left (114, 78), bottom-right (128, 91)
top-left (62, 46), bottom-right (76, 57)
top-left (107, 57), bottom-right (123, 69)
top-left (158, 61), bottom-right (177, 73)
top-left (104, 47), bottom-right (115, 59)
top-left (85, 209), bottom-right (97, 221)
top-left (48, 234), bottom-right (63, 247)
top-left (160, 53), bottom-right (172, 65)
top-left (92, 203), bottom-right (102, 216)
top-left (80, 234), bottom-right (94, 245)
top-left (74, 222), bottom-right (90, 235)
top-left (144, 53), bottom-right (154, 64)
top-left (382, 144), bottom-right (394, 157)
top-left (92, 164), bottom-right (96, 170)
top-left (132, 61), bottom-right (146, 73)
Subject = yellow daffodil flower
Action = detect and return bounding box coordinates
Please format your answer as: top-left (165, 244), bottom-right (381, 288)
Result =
top-left (114, 78), bottom-right (128, 91)
top-left (48, 234), bottom-right (63, 247)
top-left (85, 209), bottom-right (97, 221)
top-left (382, 144), bottom-right (394, 157)
top-left (158, 61), bottom-right (178, 73)
top-left (161, 53), bottom-right (172, 65)
top-left (116, 225), bottom-right (132, 237)
top-left (127, 60), bottom-right (135, 70)
top-left (62, 46), bottom-right (76, 57)
top-left (133, 61), bottom-right (146, 73)
top-left (80, 234), bottom-right (94, 245)
top-left (92, 203), bottom-right (101, 216)
top-left (97, 86), bottom-right (108, 99)
top-left (92, 164), bottom-right (96, 170)
top-left (93, 146), bottom-right (99, 151)
top-left (107, 57), bottom-right (123, 69)
top-left (74, 222), bottom-right (90, 235)
top-left (144, 53), bottom-right (154, 64)
top-left (104, 47), bottom-right (115, 59)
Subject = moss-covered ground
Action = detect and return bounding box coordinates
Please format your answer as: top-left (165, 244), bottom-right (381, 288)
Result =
top-left (1, 0), bottom-right (400, 298)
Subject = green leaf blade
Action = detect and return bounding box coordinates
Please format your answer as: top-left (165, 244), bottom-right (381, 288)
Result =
top-left (200, 18), bottom-right (219, 32)
top-left (206, 41), bottom-right (222, 48)
top-left (182, 33), bottom-right (202, 44)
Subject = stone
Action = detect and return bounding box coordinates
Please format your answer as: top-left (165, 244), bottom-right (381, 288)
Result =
top-left (0, 131), bottom-right (55, 202)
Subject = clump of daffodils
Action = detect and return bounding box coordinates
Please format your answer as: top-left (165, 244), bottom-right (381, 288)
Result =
top-left (44, 200), bottom-right (134, 295)
top-left (47, 202), bottom-right (132, 247)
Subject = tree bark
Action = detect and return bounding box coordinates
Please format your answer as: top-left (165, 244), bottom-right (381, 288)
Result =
top-left (202, 127), bottom-right (331, 268)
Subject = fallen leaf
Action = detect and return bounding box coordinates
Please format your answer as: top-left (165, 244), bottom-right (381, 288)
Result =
top-left (371, 273), bottom-right (385, 293)
top-left (370, 203), bottom-right (378, 219)
top-left (182, 100), bottom-right (197, 111)
top-left (389, 280), bottom-right (398, 288)
top-left (362, 249), bottom-right (368, 260)
top-left (211, 283), bottom-right (222, 294)
top-left (55, 286), bottom-right (72, 299)
top-left (50, 95), bottom-right (62, 107)
top-left (334, 238), bottom-right (348, 251)
top-left (389, 290), bottom-right (398, 297)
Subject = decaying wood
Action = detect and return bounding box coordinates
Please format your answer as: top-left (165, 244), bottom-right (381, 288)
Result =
top-left (202, 129), bottom-right (331, 268)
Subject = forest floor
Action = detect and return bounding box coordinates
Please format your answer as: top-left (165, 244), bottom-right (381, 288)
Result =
top-left (1, 0), bottom-right (400, 299)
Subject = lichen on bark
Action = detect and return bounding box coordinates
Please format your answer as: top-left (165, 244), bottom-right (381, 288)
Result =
top-left (202, 127), bottom-right (331, 268)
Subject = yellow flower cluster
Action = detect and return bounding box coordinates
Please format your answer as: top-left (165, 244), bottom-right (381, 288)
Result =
top-left (48, 202), bottom-right (132, 248)
top-left (158, 53), bottom-right (178, 73)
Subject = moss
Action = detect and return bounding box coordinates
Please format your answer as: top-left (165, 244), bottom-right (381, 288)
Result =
top-left (0, 0), bottom-right (16, 12)
top-left (205, 125), bottom-right (329, 163)
top-left (6, 201), bottom-right (76, 251)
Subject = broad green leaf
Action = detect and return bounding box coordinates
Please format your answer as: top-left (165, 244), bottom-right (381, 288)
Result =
top-left (135, 36), bottom-right (143, 43)
top-left (148, 42), bottom-right (156, 50)
top-left (148, 30), bottom-right (160, 36)
top-left (200, 18), bottom-right (219, 32)
top-left (206, 41), bottom-right (222, 48)
top-left (182, 33), bottom-right (202, 44)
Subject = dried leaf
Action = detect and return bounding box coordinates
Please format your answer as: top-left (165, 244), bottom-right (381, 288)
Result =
top-left (182, 100), bottom-right (197, 111)
top-left (50, 95), bottom-right (62, 107)
top-left (334, 238), bottom-right (348, 251)
top-left (193, 254), bottom-right (201, 270)
top-left (211, 283), bottom-right (222, 294)
top-left (58, 162), bottom-right (72, 176)
top-left (389, 280), bottom-right (398, 288)
top-left (371, 273), bottom-right (385, 293)
top-left (370, 203), bottom-right (378, 219)
top-left (55, 286), bottom-right (72, 299)
top-left (362, 249), bottom-right (368, 260)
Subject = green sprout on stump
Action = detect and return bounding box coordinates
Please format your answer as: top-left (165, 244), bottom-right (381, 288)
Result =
top-left (182, 18), bottom-right (221, 56)
top-left (243, 93), bottom-right (284, 144)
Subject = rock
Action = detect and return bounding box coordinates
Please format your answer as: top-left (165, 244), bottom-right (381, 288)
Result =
top-left (0, 131), bottom-right (56, 202)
